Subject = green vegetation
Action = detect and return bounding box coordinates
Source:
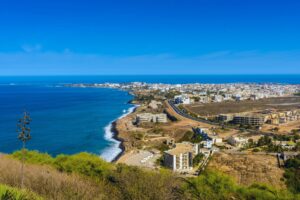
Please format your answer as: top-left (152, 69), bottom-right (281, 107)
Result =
top-left (244, 135), bottom-right (299, 152)
top-left (156, 143), bottom-right (170, 152)
top-left (3, 150), bottom-right (300, 199)
top-left (183, 170), bottom-right (297, 200)
top-left (12, 150), bottom-right (54, 165)
top-left (193, 153), bottom-right (204, 167)
top-left (294, 92), bottom-right (300, 96)
top-left (0, 184), bottom-right (42, 200)
top-left (274, 134), bottom-right (300, 142)
top-left (284, 154), bottom-right (300, 193)
top-left (179, 130), bottom-right (203, 143)
top-left (11, 151), bottom-right (112, 179)
top-left (257, 135), bottom-right (272, 146)
top-left (164, 90), bottom-right (181, 99)
top-left (134, 94), bottom-right (155, 103)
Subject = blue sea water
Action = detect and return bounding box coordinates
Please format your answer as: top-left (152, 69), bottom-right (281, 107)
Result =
top-left (0, 84), bottom-right (133, 161)
top-left (0, 75), bottom-right (299, 161)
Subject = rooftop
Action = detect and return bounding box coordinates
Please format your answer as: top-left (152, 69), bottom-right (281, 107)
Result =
top-left (165, 142), bottom-right (194, 155)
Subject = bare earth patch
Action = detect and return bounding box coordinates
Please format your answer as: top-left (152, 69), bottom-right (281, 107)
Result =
top-left (208, 152), bottom-right (286, 189)
top-left (185, 97), bottom-right (300, 116)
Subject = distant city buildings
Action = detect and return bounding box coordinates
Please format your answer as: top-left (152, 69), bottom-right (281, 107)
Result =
top-left (217, 109), bottom-right (300, 126)
top-left (174, 94), bottom-right (191, 104)
top-left (69, 82), bottom-right (300, 105)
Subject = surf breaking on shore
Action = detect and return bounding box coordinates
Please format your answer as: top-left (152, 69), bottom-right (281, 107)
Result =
top-left (100, 104), bottom-right (138, 162)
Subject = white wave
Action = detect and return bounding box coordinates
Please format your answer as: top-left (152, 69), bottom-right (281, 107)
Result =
top-left (100, 104), bottom-right (139, 162)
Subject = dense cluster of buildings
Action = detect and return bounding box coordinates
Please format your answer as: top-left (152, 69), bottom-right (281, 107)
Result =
top-left (76, 82), bottom-right (300, 103)
top-left (69, 82), bottom-right (300, 105)
top-left (163, 128), bottom-right (222, 172)
top-left (218, 109), bottom-right (300, 126)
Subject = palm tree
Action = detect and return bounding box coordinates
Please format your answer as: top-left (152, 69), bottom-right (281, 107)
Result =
top-left (17, 111), bottom-right (32, 188)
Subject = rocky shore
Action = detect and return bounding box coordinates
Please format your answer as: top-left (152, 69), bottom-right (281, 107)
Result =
top-left (110, 105), bottom-right (139, 162)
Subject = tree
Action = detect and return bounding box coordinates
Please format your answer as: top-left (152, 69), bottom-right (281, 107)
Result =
top-left (17, 111), bottom-right (32, 188)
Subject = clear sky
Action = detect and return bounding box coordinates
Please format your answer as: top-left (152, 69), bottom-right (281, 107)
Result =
top-left (0, 0), bottom-right (300, 75)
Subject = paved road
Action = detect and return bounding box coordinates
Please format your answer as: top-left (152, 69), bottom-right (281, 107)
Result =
top-left (167, 100), bottom-right (218, 125)
top-left (167, 100), bottom-right (278, 136)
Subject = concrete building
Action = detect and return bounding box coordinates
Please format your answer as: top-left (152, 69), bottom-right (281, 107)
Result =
top-left (202, 140), bottom-right (213, 149)
top-left (210, 135), bottom-right (223, 144)
top-left (217, 114), bottom-right (234, 122)
top-left (233, 115), bottom-right (264, 126)
top-left (136, 113), bottom-right (167, 124)
top-left (163, 143), bottom-right (194, 172)
top-left (174, 94), bottom-right (191, 104)
top-left (227, 136), bottom-right (248, 148)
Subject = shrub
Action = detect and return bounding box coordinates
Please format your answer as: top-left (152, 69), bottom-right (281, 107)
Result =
top-left (11, 150), bottom-right (113, 179)
top-left (237, 183), bottom-right (296, 200)
top-left (182, 170), bottom-right (238, 200)
top-left (193, 153), bottom-right (204, 167)
top-left (284, 155), bottom-right (300, 193)
top-left (53, 152), bottom-right (113, 178)
top-left (11, 150), bottom-right (54, 165)
top-left (0, 184), bottom-right (42, 200)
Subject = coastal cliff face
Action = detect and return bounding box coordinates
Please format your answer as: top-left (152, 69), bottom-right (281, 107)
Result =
top-left (115, 112), bottom-right (142, 152)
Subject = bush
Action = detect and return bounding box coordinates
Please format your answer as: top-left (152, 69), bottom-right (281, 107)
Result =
top-left (11, 150), bottom-right (54, 165)
top-left (193, 153), bottom-right (204, 167)
top-left (284, 155), bottom-right (300, 193)
top-left (182, 170), bottom-right (297, 200)
top-left (12, 150), bottom-right (113, 179)
top-left (0, 184), bottom-right (42, 200)
top-left (8, 150), bottom-right (300, 199)
top-left (237, 183), bottom-right (295, 200)
top-left (179, 131), bottom-right (203, 143)
top-left (53, 152), bottom-right (113, 178)
top-left (182, 170), bottom-right (238, 200)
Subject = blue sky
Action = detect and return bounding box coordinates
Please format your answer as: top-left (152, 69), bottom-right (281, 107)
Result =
top-left (0, 0), bottom-right (300, 75)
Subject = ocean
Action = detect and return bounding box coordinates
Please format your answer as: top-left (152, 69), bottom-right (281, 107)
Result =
top-left (0, 84), bottom-right (134, 161)
top-left (0, 75), bottom-right (299, 161)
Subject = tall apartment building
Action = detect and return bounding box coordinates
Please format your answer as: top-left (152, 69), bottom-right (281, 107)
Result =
top-left (163, 143), bottom-right (195, 172)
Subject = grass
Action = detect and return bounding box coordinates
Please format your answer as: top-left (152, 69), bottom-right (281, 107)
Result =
top-left (0, 155), bottom-right (110, 199)
top-left (1, 150), bottom-right (299, 200)
top-left (0, 184), bottom-right (42, 200)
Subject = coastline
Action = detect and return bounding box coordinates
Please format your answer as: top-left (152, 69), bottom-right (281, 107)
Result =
top-left (101, 103), bottom-right (139, 162)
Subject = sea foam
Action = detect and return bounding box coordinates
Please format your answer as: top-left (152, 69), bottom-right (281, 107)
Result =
top-left (100, 105), bottom-right (139, 162)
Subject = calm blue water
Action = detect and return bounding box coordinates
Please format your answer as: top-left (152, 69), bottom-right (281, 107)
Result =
top-left (0, 84), bottom-right (133, 161)
top-left (0, 75), bottom-right (299, 161)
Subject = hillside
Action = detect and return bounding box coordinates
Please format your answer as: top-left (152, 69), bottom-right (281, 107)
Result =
top-left (0, 150), bottom-right (299, 200)
top-left (208, 152), bottom-right (286, 188)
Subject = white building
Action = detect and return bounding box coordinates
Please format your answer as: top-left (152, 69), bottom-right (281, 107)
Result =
top-left (164, 143), bottom-right (194, 172)
top-left (174, 94), bottom-right (191, 104)
top-left (227, 136), bottom-right (248, 148)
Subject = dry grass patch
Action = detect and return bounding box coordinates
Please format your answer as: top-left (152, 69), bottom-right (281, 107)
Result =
top-left (208, 152), bottom-right (286, 189)
top-left (0, 156), bottom-right (113, 200)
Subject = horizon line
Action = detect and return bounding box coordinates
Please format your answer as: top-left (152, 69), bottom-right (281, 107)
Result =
top-left (1, 74), bottom-right (300, 77)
